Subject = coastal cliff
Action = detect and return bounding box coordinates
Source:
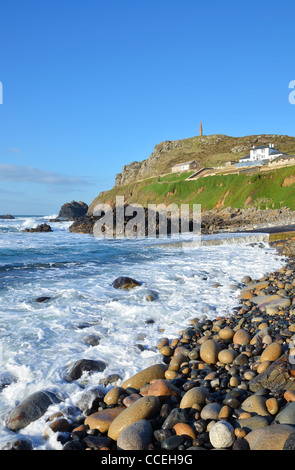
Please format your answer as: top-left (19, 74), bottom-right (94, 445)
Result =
top-left (87, 134), bottom-right (295, 216)
top-left (112, 134), bottom-right (295, 188)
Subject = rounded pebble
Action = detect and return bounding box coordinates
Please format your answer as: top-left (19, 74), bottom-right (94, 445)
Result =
top-left (209, 421), bottom-right (235, 449)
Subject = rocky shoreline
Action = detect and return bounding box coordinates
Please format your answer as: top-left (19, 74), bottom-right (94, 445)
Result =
top-left (67, 207), bottom-right (295, 236)
top-left (3, 236), bottom-right (295, 451)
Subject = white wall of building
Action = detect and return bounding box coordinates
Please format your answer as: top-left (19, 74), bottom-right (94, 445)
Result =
top-left (240, 144), bottom-right (283, 164)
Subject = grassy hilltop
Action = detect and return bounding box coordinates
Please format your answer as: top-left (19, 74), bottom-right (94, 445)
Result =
top-left (88, 134), bottom-right (295, 213)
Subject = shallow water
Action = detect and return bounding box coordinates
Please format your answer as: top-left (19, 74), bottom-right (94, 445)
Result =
top-left (0, 215), bottom-right (285, 449)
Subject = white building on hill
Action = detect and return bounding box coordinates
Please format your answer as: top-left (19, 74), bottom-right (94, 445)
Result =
top-left (172, 160), bottom-right (198, 173)
top-left (239, 144), bottom-right (285, 164)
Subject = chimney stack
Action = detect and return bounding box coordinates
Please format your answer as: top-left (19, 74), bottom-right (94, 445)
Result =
top-left (199, 122), bottom-right (203, 136)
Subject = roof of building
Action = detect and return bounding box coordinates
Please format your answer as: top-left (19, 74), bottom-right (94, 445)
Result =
top-left (252, 145), bottom-right (282, 152)
top-left (252, 145), bottom-right (270, 150)
top-left (269, 148), bottom-right (284, 155)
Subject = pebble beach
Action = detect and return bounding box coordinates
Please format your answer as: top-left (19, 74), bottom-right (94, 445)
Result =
top-left (4, 236), bottom-right (295, 452)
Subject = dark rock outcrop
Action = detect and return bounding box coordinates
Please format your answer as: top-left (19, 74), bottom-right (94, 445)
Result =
top-left (23, 223), bottom-right (52, 233)
top-left (0, 214), bottom-right (15, 219)
top-left (69, 216), bottom-right (97, 234)
top-left (58, 201), bottom-right (88, 220)
top-left (112, 277), bottom-right (142, 290)
top-left (35, 296), bottom-right (51, 303)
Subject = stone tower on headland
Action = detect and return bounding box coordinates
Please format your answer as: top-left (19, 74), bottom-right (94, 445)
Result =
top-left (199, 122), bottom-right (203, 136)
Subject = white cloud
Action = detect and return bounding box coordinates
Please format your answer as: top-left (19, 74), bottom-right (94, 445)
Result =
top-left (0, 164), bottom-right (90, 187)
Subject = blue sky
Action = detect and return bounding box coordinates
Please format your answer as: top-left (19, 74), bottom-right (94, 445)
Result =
top-left (0, 0), bottom-right (294, 214)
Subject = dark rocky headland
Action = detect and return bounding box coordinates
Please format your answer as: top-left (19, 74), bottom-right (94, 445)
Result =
top-left (0, 214), bottom-right (15, 219)
top-left (4, 236), bottom-right (295, 450)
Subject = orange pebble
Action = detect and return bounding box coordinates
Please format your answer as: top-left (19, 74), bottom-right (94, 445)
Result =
top-left (239, 412), bottom-right (252, 419)
top-left (235, 428), bottom-right (247, 438)
top-left (173, 423), bottom-right (197, 440)
top-left (284, 390), bottom-right (295, 402)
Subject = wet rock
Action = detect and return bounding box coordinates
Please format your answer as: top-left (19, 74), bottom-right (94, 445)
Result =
top-left (0, 372), bottom-right (17, 391)
top-left (1, 437), bottom-right (34, 450)
top-left (65, 359), bottom-right (107, 382)
top-left (35, 296), bottom-right (51, 303)
top-left (74, 386), bottom-right (105, 414)
top-left (146, 379), bottom-right (181, 399)
top-left (99, 374), bottom-right (122, 386)
top-left (50, 418), bottom-right (72, 433)
top-left (104, 386), bottom-right (125, 406)
top-left (121, 364), bottom-right (167, 390)
top-left (6, 390), bottom-right (61, 432)
top-left (84, 407), bottom-right (125, 433)
top-left (108, 396), bottom-right (160, 440)
top-left (146, 291), bottom-right (158, 302)
top-left (112, 277), bottom-right (142, 290)
top-left (83, 334), bottom-right (101, 347)
top-left (23, 223), bottom-right (52, 233)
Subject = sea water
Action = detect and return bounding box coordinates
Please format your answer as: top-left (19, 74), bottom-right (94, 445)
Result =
top-left (0, 215), bottom-right (286, 449)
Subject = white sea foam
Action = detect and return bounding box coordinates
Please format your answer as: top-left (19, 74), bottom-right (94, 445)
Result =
top-left (0, 216), bottom-right (286, 449)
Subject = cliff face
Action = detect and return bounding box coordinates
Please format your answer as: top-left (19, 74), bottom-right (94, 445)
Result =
top-left (114, 140), bottom-right (186, 187)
